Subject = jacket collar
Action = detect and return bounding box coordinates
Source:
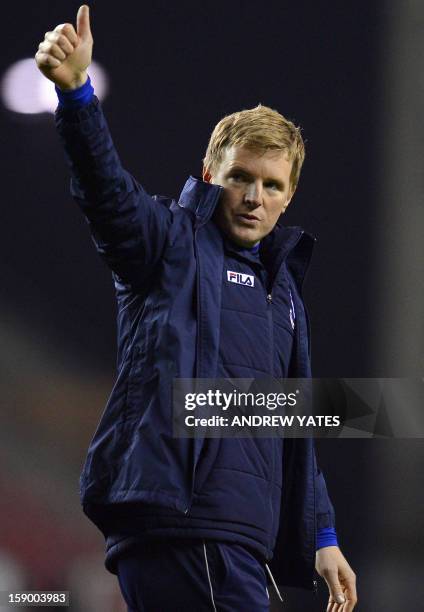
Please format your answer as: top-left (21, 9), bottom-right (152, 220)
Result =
top-left (177, 176), bottom-right (223, 225)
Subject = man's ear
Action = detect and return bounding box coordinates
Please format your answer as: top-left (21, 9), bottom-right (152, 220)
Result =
top-left (282, 187), bottom-right (295, 213)
top-left (202, 167), bottom-right (212, 183)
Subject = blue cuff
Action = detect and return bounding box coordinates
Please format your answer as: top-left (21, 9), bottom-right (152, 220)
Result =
top-left (316, 527), bottom-right (339, 550)
top-left (55, 75), bottom-right (94, 109)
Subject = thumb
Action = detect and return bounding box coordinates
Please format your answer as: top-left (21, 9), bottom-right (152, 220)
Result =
top-left (326, 573), bottom-right (346, 605)
top-left (76, 5), bottom-right (92, 39)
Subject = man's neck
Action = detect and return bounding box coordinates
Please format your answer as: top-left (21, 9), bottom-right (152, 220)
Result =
top-left (228, 240), bottom-right (260, 254)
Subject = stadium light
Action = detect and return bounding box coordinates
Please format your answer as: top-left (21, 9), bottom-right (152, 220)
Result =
top-left (1, 58), bottom-right (108, 115)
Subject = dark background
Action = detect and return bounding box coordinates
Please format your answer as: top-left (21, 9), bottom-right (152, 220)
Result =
top-left (1, 1), bottom-right (423, 610)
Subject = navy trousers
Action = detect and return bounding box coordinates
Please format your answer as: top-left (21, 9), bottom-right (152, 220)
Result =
top-left (116, 538), bottom-right (272, 611)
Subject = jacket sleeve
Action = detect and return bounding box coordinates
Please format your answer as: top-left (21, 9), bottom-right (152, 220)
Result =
top-left (313, 443), bottom-right (336, 530)
top-left (54, 96), bottom-right (172, 287)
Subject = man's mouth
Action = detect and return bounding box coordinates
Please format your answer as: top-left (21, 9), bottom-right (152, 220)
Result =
top-left (237, 213), bottom-right (260, 222)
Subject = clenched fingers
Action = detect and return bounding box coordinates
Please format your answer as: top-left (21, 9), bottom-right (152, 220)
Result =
top-left (34, 51), bottom-right (61, 69)
top-left (45, 31), bottom-right (75, 55)
top-left (53, 23), bottom-right (79, 47)
top-left (38, 41), bottom-right (66, 62)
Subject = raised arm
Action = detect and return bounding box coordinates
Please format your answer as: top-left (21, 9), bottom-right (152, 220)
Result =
top-left (35, 5), bottom-right (172, 288)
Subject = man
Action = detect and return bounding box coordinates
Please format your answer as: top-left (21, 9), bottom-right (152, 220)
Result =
top-left (35, 5), bottom-right (357, 611)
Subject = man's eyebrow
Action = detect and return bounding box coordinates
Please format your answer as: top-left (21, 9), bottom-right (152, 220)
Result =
top-left (226, 165), bottom-right (251, 175)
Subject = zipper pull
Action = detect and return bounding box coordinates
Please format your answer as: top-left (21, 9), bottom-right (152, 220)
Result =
top-left (267, 293), bottom-right (272, 304)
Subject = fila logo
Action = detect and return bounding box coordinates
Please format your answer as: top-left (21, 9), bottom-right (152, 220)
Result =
top-left (227, 270), bottom-right (255, 287)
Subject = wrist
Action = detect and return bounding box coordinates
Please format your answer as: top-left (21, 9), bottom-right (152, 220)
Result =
top-left (56, 71), bottom-right (88, 92)
top-left (55, 74), bottom-right (94, 109)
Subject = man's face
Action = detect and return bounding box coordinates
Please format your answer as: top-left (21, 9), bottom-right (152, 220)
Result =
top-left (205, 145), bottom-right (294, 248)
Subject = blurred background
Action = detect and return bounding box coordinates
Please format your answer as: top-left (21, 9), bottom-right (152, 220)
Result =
top-left (1, 0), bottom-right (423, 610)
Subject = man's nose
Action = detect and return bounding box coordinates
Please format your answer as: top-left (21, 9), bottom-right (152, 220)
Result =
top-left (244, 181), bottom-right (262, 208)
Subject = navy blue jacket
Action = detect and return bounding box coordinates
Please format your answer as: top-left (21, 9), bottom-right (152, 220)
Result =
top-left (101, 241), bottom-right (294, 573)
top-left (55, 97), bottom-right (335, 590)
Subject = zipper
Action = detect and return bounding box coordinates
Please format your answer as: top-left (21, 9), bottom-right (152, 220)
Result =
top-left (266, 292), bottom-right (275, 551)
top-left (312, 448), bottom-right (318, 593)
top-left (266, 293), bottom-right (273, 374)
top-left (185, 226), bottom-right (203, 517)
top-left (194, 227), bottom-right (202, 377)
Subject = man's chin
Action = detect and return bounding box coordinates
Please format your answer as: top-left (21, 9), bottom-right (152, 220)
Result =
top-left (229, 228), bottom-right (261, 248)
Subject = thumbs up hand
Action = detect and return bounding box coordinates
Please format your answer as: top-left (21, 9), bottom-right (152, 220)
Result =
top-left (35, 5), bottom-right (93, 90)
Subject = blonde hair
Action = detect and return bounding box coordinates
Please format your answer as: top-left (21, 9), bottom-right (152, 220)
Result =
top-left (203, 104), bottom-right (305, 193)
